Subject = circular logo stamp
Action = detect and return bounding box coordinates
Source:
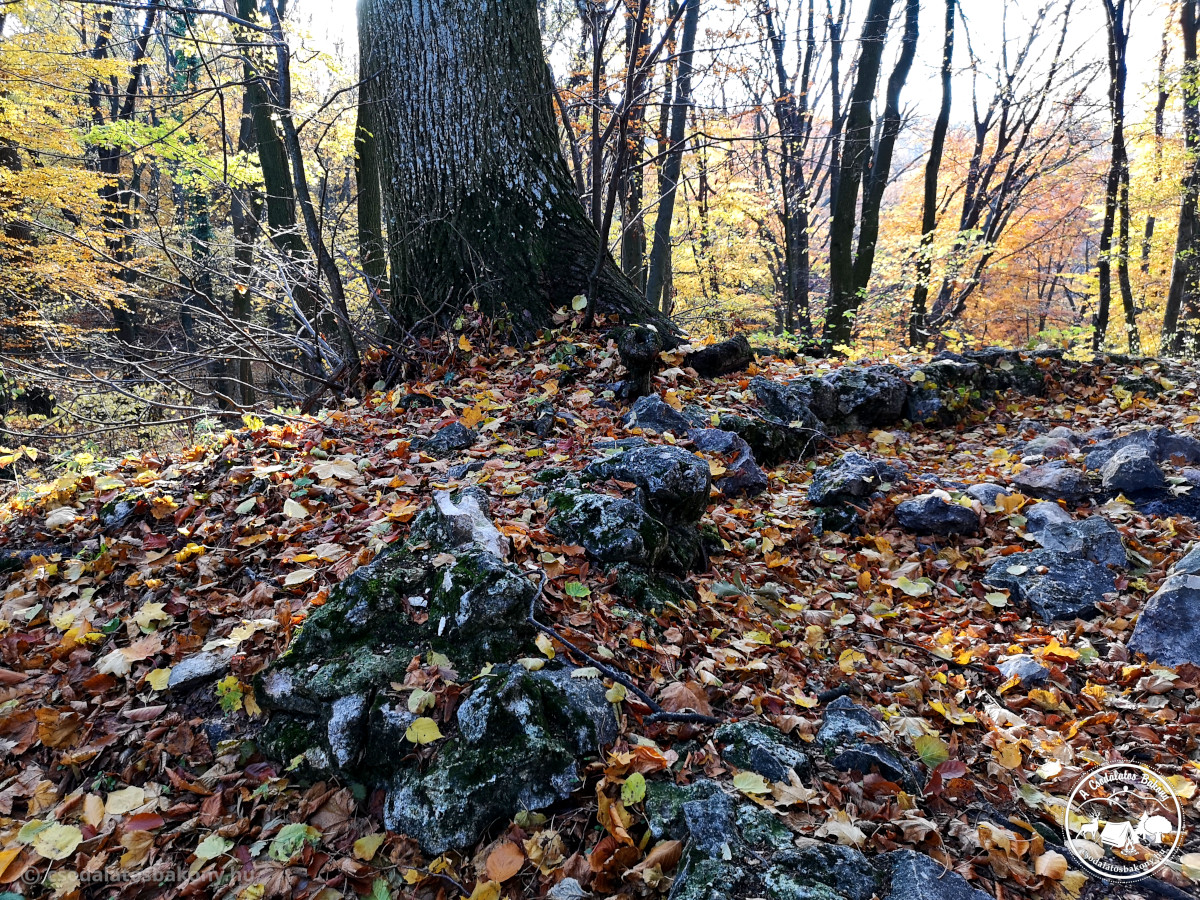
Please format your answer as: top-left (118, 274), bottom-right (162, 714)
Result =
top-left (1064, 763), bottom-right (1184, 881)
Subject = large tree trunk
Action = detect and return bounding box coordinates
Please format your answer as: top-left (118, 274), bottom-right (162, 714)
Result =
top-left (358, 0), bottom-right (663, 334)
top-left (909, 0), bottom-right (955, 348)
top-left (1165, 0), bottom-right (1200, 354)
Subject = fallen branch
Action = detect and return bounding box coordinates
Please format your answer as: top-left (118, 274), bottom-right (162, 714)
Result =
top-left (527, 572), bottom-right (720, 726)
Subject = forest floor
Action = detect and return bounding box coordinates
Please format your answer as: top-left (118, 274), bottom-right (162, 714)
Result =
top-left (0, 323), bottom-right (1196, 900)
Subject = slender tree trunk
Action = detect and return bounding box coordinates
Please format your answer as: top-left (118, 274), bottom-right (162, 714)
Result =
top-left (231, 94), bottom-right (260, 405)
top-left (262, 0), bottom-right (362, 387)
top-left (1096, 0), bottom-right (1140, 353)
top-left (87, 3), bottom-right (161, 346)
top-left (849, 0), bottom-right (918, 304)
top-left (761, 0), bottom-right (815, 341)
top-left (358, 0), bottom-right (662, 333)
top-left (620, 0), bottom-right (651, 290)
top-left (1165, 1), bottom-right (1200, 354)
top-left (235, 0), bottom-right (324, 356)
top-left (910, 0), bottom-right (954, 347)
top-left (824, 0), bottom-right (896, 350)
top-left (645, 0), bottom-right (700, 313)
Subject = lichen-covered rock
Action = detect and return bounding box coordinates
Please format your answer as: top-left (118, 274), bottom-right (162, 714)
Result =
top-left (416, 422), bottom-right (478, 457)
top-left (1034, 516), bottom-right (1127, 568)
top-left (808, 452), bottom-right (906, 506)
top-left (1011, 460), bottom-right (1089, 503)
top-left (894, 494), bottom-right (980, 536)
top-left (168, 649), bottom-right (233, 692)
top-left (689, 428), bottom-right (768, 497)
top-left (545, 488), bottom-right (667, 567)
top-left (1127, 574), bottom-right (1200, 666)
top-left (585, 445), bottom-right (711, 526)
top-left (257, 490), bottom-right (543, 781)
top-left (984, 549), bottom-right (1114, 621)
top-left (1022, 501), bottom-right (1073, 534)
top-left (751, 376), bottom-right (826, 430)
top-left (795, 365), bottom-right (909, 432)
top-left (1101, 445), bottom-right (1166, 494)
top-left (1021, 435), bottom-right (1075, 460)
top-left (1085, 426), bottom-right (1200, 470)
top-left (880, 849), bottom-right (991, 900)
top-left (622, 393), bottom-right (694, 434)
top-left (817, 696), bottom-right (883, 748)
top-left (644, 779), bottom-right (790, 857)
top-left (715, 721), bottom-right (810, 782)
top-left (385, 665), bottom-right (617, 854)
top-left (965, 483), bottom-right (1011, 507)
top-left (611, 563), bottom-right (691, 612)
top-left (718, 413), bottom-right (823, 466)
top-left (414, 488), bottom-right (507, 559)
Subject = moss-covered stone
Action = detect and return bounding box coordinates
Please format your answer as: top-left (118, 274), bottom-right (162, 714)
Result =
top-left (718, 413), bottom-right (822, 466)
top-left (545, 487), bottom-right (667, 567)
top-left (384, 664), bottom-right (616, 854)
top-left (584, 444), bottom-right (711, 526)
top-left (715, 721), bottom-right (811, 783)
top-left (612, 563), bottom-right (690, 613)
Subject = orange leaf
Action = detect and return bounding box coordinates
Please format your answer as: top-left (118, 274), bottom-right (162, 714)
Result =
top-left (485, 841), bottom-right (525, 882)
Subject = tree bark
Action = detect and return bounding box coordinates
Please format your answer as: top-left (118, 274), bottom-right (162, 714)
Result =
top-left (644, 0), bottom-right (700, 314)
top-left (910, 0), bottom-right (954, 348)
top-left (231, 87), bottom-right (260, 405)
top-left (1164, 0), bottom-right (1200, 354)
top-left (358, 0), bottom-right (664, 334)
top-left (235, 0), bottom-right (324, 354)
top-left (1095, 0), bottom-right (1140, 353)
top-left (849, 0), bottom-right (918, 310)
top-left (824, 0), bottom-right (896, 350)
top-left (761, 0), bottom-right (815, 341)
top-left (355, 62), bottom-right (387, 308)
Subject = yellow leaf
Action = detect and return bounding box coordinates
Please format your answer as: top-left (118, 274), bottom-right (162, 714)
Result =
top-left (283, 498), bottom-right (309, 519)
top-left (467, 880), bottom-right (501, 900)
top-left (353, 833), bottom-right (385, 861)
top-left (535, 632), bottom-right (555, 659)
top-left (146, 668), bottom-right (171, 691)
top-left (405, 717), bottom-right (444, 745)
top-left (134, 602), bottom-right (173, 634)
top-left (82, 793), bottom-right (105, 827)
top-left (32, 822), bottom-right (83, 860)
top-left (105, 786), bottom-right (146, 815)
top-left (458, 335), bottom-right (473, 353)
top-left (732, 771), bottom-right (771, 794)
top-left (1167, 774), bottom-right (1197, 800)
top-left (838, 648), bottom-right (866, 674)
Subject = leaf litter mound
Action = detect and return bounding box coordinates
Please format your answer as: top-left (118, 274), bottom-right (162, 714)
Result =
top-left (0, 325), bottom-right (1197, 900)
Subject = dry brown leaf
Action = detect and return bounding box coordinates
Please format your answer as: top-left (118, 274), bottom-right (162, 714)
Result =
top-left (485, 841), bottom-right (525, 882)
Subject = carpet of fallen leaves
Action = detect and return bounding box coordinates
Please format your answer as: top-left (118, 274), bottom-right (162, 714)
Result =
top-left (0, 324), bottom-right (1198, 900)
